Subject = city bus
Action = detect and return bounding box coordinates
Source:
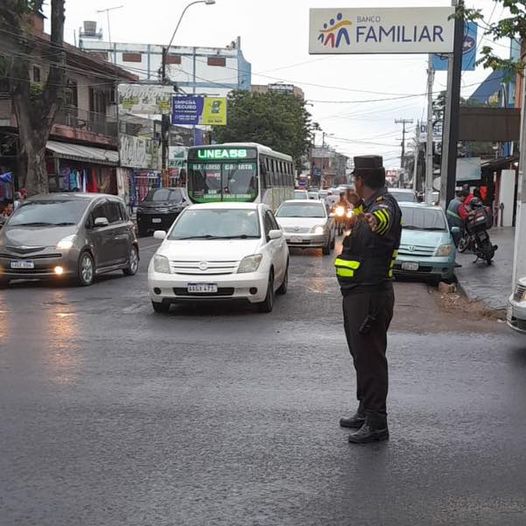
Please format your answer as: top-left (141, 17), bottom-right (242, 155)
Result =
top-left (186, 143), bottom-right (295, 210)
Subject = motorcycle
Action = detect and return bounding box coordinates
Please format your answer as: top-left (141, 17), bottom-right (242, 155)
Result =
top-left (457, 207), bottom-right (497, 265)
top-left (333, 205), bottom-right (353, 236)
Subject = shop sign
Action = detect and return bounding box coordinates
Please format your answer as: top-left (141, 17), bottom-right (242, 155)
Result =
top-left (432, 22), bottom-right (477, 71)
top-left (309, 7), bottom-right (455, 55)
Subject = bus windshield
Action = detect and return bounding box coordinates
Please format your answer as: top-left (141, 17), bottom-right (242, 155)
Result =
top-left (187, 161), bottom-right (258, 203)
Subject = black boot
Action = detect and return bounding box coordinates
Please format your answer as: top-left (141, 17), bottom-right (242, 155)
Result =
top-left (348, 414), bottom-right (389, 444)
top-left (339, 412), bottom-right (366, 429)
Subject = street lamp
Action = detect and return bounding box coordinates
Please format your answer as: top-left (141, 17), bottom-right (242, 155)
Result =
top-left (160, 0), bottom-right (216, 172)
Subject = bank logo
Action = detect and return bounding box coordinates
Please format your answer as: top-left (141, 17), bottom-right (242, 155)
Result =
top-left (318, 12), bottom-right (352, 48)
top-left (463, 35), bottom-right (476, 54)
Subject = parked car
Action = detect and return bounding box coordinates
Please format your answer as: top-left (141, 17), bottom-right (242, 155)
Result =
top-left (507, 277), bottom-right (526, 333)
top-left (294, 189), bottom-right (309, 200)
top-left (388, 188), bottom-right (418, 203)
top-left (136, 187), bottom-right (188, 237)
top-left (148, 202), bottom-right (289, 313)
top-left (0, 193), bottom-right (138, 287)
top-left (275, 199), bottom-right (335, 255)
top-left (394, 202), bottom-right (458, 283)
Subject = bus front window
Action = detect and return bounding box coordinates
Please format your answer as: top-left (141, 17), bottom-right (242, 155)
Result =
top-left (187, 162), bottom-right (257, 203)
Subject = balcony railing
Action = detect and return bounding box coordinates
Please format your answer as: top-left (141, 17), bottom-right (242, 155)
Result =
top-left (54, 107), bottom-right (118, 137)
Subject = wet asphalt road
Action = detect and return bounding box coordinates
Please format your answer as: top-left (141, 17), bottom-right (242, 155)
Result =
top-left (1, 237), bottom-right (526, 526)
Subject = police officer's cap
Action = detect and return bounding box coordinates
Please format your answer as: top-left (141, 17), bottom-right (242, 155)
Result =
top-left (353, 155), bottom-right (384, 171)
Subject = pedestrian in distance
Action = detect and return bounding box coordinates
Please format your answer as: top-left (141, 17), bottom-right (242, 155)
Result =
top-left (335, 155), bottom-right (402, 444)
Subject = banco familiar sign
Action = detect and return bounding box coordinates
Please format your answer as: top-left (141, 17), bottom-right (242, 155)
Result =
top-left (309, 7), bottom-right (455, 55)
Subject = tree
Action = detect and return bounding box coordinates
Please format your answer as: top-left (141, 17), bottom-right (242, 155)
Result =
top-left (0, 0), bottom-right (66, 195)
top-left (213, 91), bottom-right (313, 171)
top-left (460, 1), bottom-right (526, 74)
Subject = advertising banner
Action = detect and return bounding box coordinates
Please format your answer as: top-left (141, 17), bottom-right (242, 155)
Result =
top-left (172, 96), bottom-right (227, 126)
top-left (309, 7), bottom-right (455, 54)
top-left (118, 84), bottom-right (173, 115)
top-left (432, 22), bottom-right (477, 71)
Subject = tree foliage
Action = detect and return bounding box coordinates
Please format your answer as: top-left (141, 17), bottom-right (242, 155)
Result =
top-left (213, 91), bottom-right (313, 170)
top-left (0, 0), bottom-right (66, 194)
top-left (460, 0), bottom-right (526, 75)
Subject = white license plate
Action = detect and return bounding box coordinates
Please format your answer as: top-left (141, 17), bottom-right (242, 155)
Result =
top-left (152, 218), bottom-right (162, 224)
top-left (10, 260), bottom-right (34, 269)
top-left (187, 283), bottom-right (218, 293)
top-left (402, 262), bottom-right (419, 271)
top-left (290, 237), bottom-right (303, 244)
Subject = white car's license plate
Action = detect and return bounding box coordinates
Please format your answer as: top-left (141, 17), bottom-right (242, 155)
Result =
top-left (187, 283), bottom-right (218, 293)
top-left (152, 218), bottom-right (162, 223)
top-left (402, 262), bottom-right (419, 271)
top-left (11, 260), bottom-right (34, 269)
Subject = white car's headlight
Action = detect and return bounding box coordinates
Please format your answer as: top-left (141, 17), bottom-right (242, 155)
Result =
top-left (153, 254), bottom-right (171, 274)
top-left (312, 225), bottom-right (325, 235)
top-left (57, 235), bottom-right (76, 250)
top-left (513, 283), bottom-right (526, 303)
top-left (436, 244), bottom-right (454, 257)
top-left (237, 254), bottom-right (263, 274)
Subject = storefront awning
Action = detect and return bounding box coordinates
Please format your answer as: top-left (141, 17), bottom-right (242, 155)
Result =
top-left (47, 140), bottom-right (119, 166)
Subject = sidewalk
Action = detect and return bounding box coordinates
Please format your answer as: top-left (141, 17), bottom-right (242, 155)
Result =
top-left (455, 227), bottom-right (515, 312)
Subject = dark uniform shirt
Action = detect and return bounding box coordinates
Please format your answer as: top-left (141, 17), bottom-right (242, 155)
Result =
top-left (335, 188), bottom-right (402, 293)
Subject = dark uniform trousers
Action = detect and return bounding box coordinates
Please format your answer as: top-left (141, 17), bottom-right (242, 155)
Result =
top-left (342, 283), bottom-right (395, 417)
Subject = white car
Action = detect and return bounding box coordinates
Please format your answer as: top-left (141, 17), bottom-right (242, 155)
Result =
top-left (148, 203), bottom-right (289, 313)
top-left (507, 277), bottom-right (526, 333)
top-left (275, 199), bottom-right (335, 255)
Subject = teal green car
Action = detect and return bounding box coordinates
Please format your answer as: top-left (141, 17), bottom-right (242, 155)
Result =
top-left (394, 203), bottom-right (458, 283)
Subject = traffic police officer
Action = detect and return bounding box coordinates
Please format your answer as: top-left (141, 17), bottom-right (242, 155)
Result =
top-left (335, 155), bottom-right (402, 444)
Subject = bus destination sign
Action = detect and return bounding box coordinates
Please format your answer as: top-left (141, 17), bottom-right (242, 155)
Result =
top-left (190, 148), bottom-right (258, 161)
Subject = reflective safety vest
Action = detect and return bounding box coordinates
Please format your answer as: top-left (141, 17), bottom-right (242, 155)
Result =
top-left (334, 189), bottom-right (402, 291)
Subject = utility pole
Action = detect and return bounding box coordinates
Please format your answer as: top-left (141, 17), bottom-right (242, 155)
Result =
top-left (512, 63), bottom-right (526, 287)
top-left (425, 54), bottom-right (435, 204)
top-left (412, 123), bottom-right (420, 193)
top-left (439, 0), bottom-right (464, 210)
top-left (395, 118), bottom-right (414, 187)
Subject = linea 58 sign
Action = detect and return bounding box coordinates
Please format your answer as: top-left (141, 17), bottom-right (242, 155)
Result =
top-left (309, 7), bottom-right (455, 55)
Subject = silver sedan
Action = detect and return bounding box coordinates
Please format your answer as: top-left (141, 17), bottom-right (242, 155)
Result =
top-left (275, 200), bottom-right (335, 256)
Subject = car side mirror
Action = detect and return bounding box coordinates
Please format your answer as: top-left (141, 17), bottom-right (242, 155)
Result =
top-left (329, 212), bottom-right (335, 218)
top-left (153, 230), bottom-right (167, 240)
top-left (268, 229), bottom-right (283, 240)
top-left (94, 217), bottom-right (109, 228)
top-left (451, 226), bottom-right (460, 235)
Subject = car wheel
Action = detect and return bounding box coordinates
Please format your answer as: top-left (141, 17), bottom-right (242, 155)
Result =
top-left (152, 301), bottom-right (170, 314)
top-left (330, 234), bottom-right (335, 250)
top-left (77, 251), bottom-right (95, 287)
top-left (123, 245), bottom-right (139, 276)
top-left (322, 237), bottom-right (331, 256)
top-left (258, 270), bottom-right (274, 313)
top-left (276, 263), bottom-right (288, 295)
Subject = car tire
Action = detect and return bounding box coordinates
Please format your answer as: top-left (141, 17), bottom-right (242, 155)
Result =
top-left (258, 270), bottom-right (274, 313)
top-left (330, 234), bottom-right (336, 250)
top-left (77, 251), bottom-right (95, 287)
top-left (322, 238), bottom-right (331, 256)
top-left (123, 245), bottom-right (139, 276)
top-left (152, 301), bottom-right (170, 314)
top-left (276, 263), bottom-right (288, 296)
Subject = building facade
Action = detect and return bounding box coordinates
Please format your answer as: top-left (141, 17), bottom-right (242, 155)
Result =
top-left (78, 23), bottom-right (252, 98)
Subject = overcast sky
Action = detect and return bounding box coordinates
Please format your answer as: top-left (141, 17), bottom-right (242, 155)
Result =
top-left (45, 0), bottom-right (510, 168)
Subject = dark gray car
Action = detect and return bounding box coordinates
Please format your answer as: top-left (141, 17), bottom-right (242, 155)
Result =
top-left (0, 193), bottom-right (138, 287)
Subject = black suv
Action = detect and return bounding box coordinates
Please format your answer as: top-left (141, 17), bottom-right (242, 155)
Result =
top-left (136, 188), bottom-right (189, 237)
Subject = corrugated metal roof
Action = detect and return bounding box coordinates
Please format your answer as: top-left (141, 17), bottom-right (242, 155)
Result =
top-left (46, 141), bottom-right (118, 166)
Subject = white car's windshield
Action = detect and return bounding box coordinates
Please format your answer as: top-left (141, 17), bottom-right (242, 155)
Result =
top-left (168, 209), bottom-right (261, 240)
top-left (276, 202), bottom-right (326, 219)
top-left (401, 207), bottom-right (447, 231)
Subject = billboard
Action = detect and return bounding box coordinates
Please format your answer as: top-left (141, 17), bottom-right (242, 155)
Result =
top-left (309, 7), bottom-right (455, 55)
top-left (432, 22), bottom-right (477, 71)
top-left (172, 96), bottom-right (227, 126)
top-left (118, 84), bottom-right (173, 115)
